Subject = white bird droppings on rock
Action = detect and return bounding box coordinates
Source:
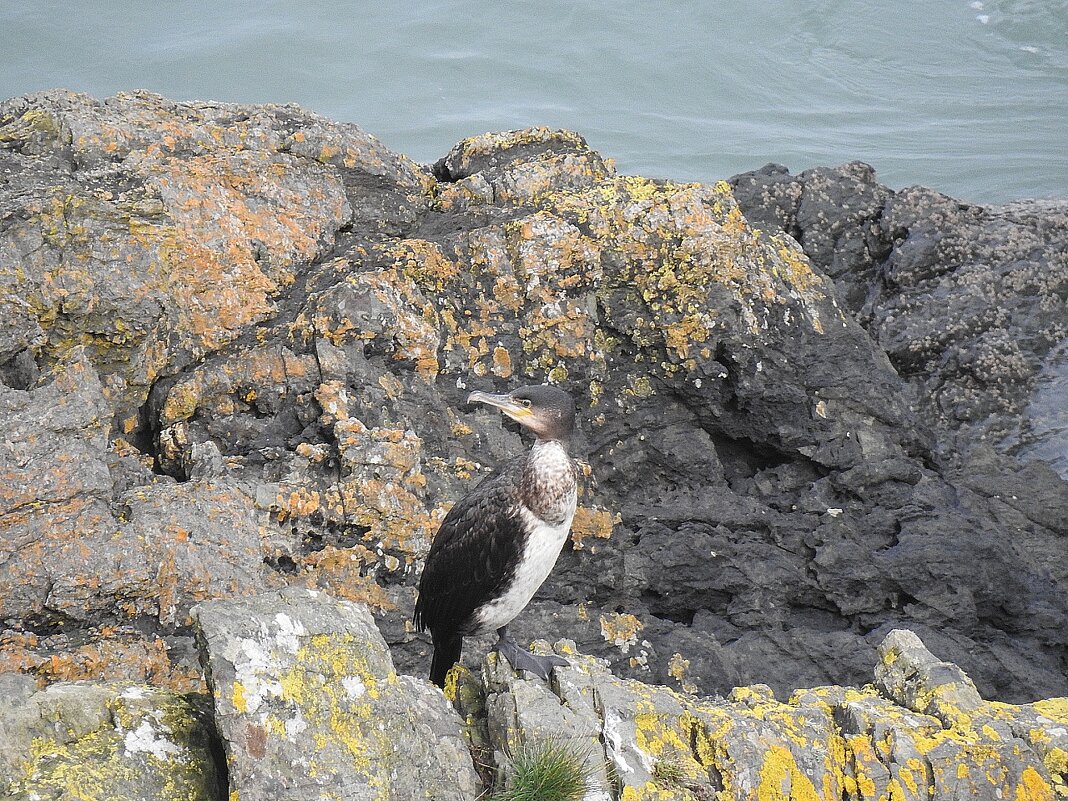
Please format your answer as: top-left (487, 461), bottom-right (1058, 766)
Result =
top-left (124, 720), bottom-right (182, 760)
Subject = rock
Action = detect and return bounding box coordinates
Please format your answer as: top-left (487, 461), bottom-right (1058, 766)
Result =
top-left (0, 346), bottom-right (281, 629)
top-left (0, 626), bottom-right (203, 690)
top-left (191, 587), bottom-right (482, 801)
top-left (476, 641), bottom-right (613, 798)
top-left (729, 163), bottom-right (1068, 471)
top-left (460, 628), bottom-right (1065, 801)
top-left (874, 629), bottom-right (985, 724)
top-left (0, 89), bottom-right (1065, 709)
top-left (0, 674), bottom-right (221, 800)
top-left (0, 349), bottom-right (115, 623)
top-left (1, 592), bottom-right (1065, 801)
top-left (433, 127), bottom-right (615, 207)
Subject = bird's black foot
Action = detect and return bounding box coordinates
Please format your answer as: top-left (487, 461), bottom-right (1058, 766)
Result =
top-left (494, 627), bottom-right (568, 680)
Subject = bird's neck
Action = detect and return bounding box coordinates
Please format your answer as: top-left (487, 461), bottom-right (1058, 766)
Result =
top-left (529, 437), bottom-right (570, 465)
top-left (520, 439), bottom-right (577, 525)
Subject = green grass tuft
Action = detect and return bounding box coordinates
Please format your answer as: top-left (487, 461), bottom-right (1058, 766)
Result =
top-left (653, 751), bottom-right (686, 786)
top-left (489, 737), bottom-right (596, 801)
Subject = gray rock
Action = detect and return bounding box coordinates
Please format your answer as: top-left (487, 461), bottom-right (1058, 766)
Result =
top-left (875, 629), bottom-right (985, 723)
top-left (0, 676), bottom-right (221, 800)
top-left (432, 127), bottom-right (614, 207)
top-left (0, 349), bottom-right (118, 620)
top-left (730, 162), bottom-right (1068, 472)
top-left (475, 642), bottom-right (612, 798)
top-left (0, 345), bottom-right (279, 627)
top-left (191, 588), bottom-right (482, 801)
top-left (469, 628), bottom-right (1065, 801)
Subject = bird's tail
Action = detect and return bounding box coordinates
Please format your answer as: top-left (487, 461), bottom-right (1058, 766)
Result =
top-left (430, 631), bottom-right (463, 689)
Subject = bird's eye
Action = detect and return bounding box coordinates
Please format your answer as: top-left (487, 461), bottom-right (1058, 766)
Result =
top-left (521, 399), bottom-right (532, 408)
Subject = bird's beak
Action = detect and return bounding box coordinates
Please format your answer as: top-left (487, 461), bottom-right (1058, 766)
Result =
top-left (467, 391), bottom-right (534, 422)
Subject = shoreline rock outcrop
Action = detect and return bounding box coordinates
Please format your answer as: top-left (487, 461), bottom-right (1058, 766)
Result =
top-left (0, 88), bottom-right (1065, 730)
top-left (3, 591), bottom-right (1065, 800)
top-left (729, 162), bottom-right (1068, 478)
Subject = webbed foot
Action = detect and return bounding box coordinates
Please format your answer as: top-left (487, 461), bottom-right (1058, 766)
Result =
top-left (494, 627), bottom-right (569, 680)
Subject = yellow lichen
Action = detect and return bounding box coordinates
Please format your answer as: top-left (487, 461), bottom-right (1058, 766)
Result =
top-left (667, 653), bottom-right (698, 695)
top-left (244, 631), bottom-right (400, 798)
top-left (10, 687), bottom-right (215, 801)
top-left (442, 664), bottom-right (468, 705)
top-left (1015, 766), bottom-right (1054, 801)
top-left (756, 745), bottom-right (821, 801)
top-left (533, 174), bottom-right (834, 363)
top-left (385, 239), bottom-right (460, 292)
top-left (232, 681), bottom-right (248, 713)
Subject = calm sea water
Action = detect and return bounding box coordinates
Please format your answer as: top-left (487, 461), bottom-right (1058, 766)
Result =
top-left (1, 1), bottom-right (1066, 204)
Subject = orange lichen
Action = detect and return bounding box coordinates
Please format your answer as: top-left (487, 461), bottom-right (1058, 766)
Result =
top-left (570, 506), bottom-right (619, 550)
top-left (275, 409), bottom-right (439, 565)
top-left (298, 546), bottom-right (394, 612)
top-left (491, 345), bottom-right (513, 378)
top-left (160, 345), bottom-right (316, 425)
top-left (277, 486), bottom-right (322, 520)
top-left (600, 612), bottom-right (644, 653)
top-left (0, 629), bottom-right (203, 692)
top-left (384, 239), bottom-right (460, 292)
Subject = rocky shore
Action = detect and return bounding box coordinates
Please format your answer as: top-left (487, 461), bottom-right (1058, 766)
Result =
top-left (0, 90), bottom-right (1066, 798)
top-left (5, 589), bottom-right (1066, 800)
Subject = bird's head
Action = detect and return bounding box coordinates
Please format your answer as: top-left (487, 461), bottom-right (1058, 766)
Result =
top-left (467, 384), bottom-right (576, 442)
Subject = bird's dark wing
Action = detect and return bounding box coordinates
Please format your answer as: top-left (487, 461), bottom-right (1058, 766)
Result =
top-left (414, 460), bottom-right (525, 635)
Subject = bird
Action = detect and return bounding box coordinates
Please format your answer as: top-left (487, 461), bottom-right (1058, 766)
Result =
top-left (414, 384), bottom-right (579, 688)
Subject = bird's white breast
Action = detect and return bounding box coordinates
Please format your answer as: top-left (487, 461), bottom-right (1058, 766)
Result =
top-left (473, 498), bottom-right (576, 633)
top-left (474, 439), bottom-right (577, 633)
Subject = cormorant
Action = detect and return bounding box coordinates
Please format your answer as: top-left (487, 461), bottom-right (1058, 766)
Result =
top-left (414, 385), bottom-right (579, 688)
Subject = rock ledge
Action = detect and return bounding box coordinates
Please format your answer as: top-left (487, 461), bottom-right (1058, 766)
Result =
top-left (4, 592), bottom-right (1064, 801)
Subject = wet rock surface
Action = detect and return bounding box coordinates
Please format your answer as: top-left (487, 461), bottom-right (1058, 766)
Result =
top-left (0, 89), bottom-right (1065, 714)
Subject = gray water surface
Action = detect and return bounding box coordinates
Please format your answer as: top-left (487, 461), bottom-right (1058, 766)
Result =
top-left (2, 1), bottom-right (1066, 203)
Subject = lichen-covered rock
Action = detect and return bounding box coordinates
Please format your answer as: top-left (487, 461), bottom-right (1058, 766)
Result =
top-left (0, 348), bottom-right (116, 620)
top-left (475, 642), bottom-right (613, 798)
top-left (0, 674), bottom-right (221, 800)
top-left (432, 127), bottom-right (614, 208)
top-left (3, 593), bottom-right (1063, 801)
top-left (0, 349), bottom-right (280, 655)
top-left (0, 626), bottom-right (203, 690)
top-left (0, 88), bottom-right (431, 687)
top-left (0, 89), bottom-right (1065, 709)
top-left (470, 630), bottom-right (1065, 801)
top-left (873, 630), bottom-right (1068, 799)
top-left (0, 89), bottom-right (430, 418)
top-left (191, 587), bottom-right (482, 801)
